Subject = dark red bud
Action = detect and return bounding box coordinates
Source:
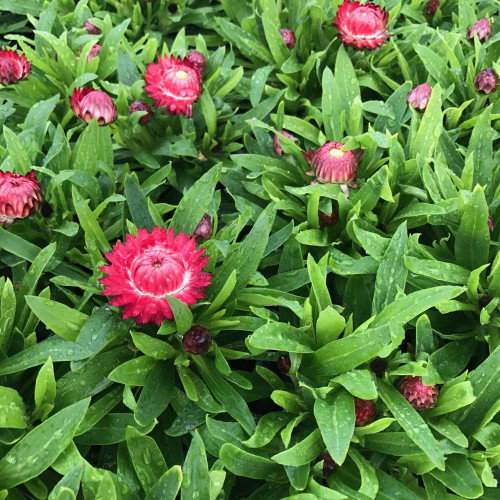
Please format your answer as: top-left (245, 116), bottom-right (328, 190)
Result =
top-left (474, 68), bottom-right (498, 95)
top-left (128, 101), bottom-right (153, 125)
top-left (370, 357), bottom-right (388, 376)
top-left (182, 326), bottom-right (212, 355)
top-left (277, 355), bottom-right (291, 374)
top-left (318, 210), bottom-right (338, 229)
top-left (186, 50), bottom-right (207, 74)
top-left (279, 28), bottom-right (296, 49)
top-left (318, 452), bottom-right (338, 477)
top-left (425, 0), bottom-right (439, 15)
top-left (193, 213), bottom-right (213, 243)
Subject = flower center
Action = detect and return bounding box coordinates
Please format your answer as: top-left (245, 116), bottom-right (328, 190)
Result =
top-left (175, 70), bottom-right (188, 80)
top-left (130, 249), bottom-right (187, 296)
top-left (329, 148), bottom-right (345, 158)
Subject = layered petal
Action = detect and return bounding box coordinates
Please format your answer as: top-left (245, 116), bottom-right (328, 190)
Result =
top-left (70, 87), bottom-right (117, 125)
top-left (0, 49), bottom-right (31, 85)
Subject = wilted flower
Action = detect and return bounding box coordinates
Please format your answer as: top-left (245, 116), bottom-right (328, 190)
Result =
top-left (144, 55), bottom-right (202, 118)
top-left (467, 18), bottom-right (491, 43)
top-left (185, 50), bottom-right (207, 74)
top-left (318, 210), bottom-right (338, 229)
top-left (407, 83), bottom-right (432, 112)
top-left (277, 355), bottom-right (291, 374)
top-left (488, 216), bottom-right (495, 232)
top-left (87, 44), bottom-right (101, 62)
top-left (355, 398), bottom-right (376, 426)
top-left (303, 141), bottom-right (362, 197)
top-left (70, 87), bottom-right (117, 126)
top-left (425, 0), bottom-right (439, 15)
top-left (193, 213), bottom-right (213, 243)
top-left (100, 227), bottom-right (212, 325)
top-left (84, 20), bottom-right (101, 35)
top-left (474, 68), bottom-right (498, 94)
top-left (128, 101), bottom-right (153, 125)
top-left (182, 325), bottom-right (212, 354)
top-left (279, 28), bottom-right (296, 49)
top-left (273, 131), bottom-right (295, 155)
top-left (0, 49), bottom-right (31, 85)
top-left (0, 170), bottom-right (42, 228)
top-left (334, 0), bottom-right (390, 51)
top-left (399, 376), bottom-right (438, 411)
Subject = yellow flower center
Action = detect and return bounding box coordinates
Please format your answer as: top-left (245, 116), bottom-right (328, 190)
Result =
top-left (175, 70), bottom-right (188, 80)
top-left (329, 148), bottom-right (345, 158)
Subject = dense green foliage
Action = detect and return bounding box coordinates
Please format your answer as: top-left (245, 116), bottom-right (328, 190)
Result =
top-left (0, 0), bottom-right (499, 498)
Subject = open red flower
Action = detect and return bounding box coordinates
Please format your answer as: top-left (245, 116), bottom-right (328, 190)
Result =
top-left (69, 87), bottom-right (117, 125)
top-left (0, 49), bottom-right (31, 85)
top-left (0, 170), bottom-right (41, 228)
top-left (334, 0), bottom-right (390, 51)
top-left (100, 227), bottom-right (212, 325)
top-left (303, 141), bottom-right (363, 197)
top-left (144, 55), bottom-right (202, 118)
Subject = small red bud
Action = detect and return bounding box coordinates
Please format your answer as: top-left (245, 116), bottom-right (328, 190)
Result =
top-left (277, 355), bottom-right (291, 374)
top-left (488, 216), bottom-right (495, 232)
top-left (84, 20), bottom-right (101, 35)
top-left (186, 50), bottom-right (207, 74)
top-left (399, 376), bottom-right (438, 411)
top-left (318, 210), bottom-right (338, 229)
top-left (318, 452), bottom-right (338, 477)
top-left (474, 68), bottom-right (498, 95)
top-left (128, 101), bottom-right (153, 125)
top-left (467, 18), bottom-right (491, 43)
top-left (279, 29), bottom-right (296, 49)
top-left (407, 83), bottom-right (432, 112)
top-left (273, 131), bottom-right (295, 155)
top-left (354, 398), bottom-right (376, 427)
top-left (193, 213), bottom-right (213, 244)
top-left (425, 0), bottom-right (439, 16)
top-left (182, 326), bottom-right (212, 355)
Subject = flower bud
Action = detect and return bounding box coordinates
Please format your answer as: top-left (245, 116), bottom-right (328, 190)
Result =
top-left (0, 49), bottom-right (31, 85)
top-left (317, 452), bottom-right (338, 477)
top-left (279, 28), bottom-right (296, 49)
top-left (370, 357), bottom-right (388, 376)
top-left (70, 87), bottom-right (117, 126)
top-left (474, 68), bottom-right (498, 95)
top-left (425, 0), bottom-right (439, 15)
top-left (273, 131), bottom-right (295, 155)
top-left (0, 170), bottom-right (42, 228)
top-left (84, 20), bottom-right (101, 35)
top-left (407, 83), bottom-right (432, 112)
top-left (87, 44), bottom-right (101, 62)
top-left (355, 398), bottom-right (376, 427)
top-left (128, 101), bottom-right (153, 125)
top-left (182, 325), bottom-right (212, 355)
top-left (318, 210), bottom-right (338, 229)
top-left (185, 50), bottom-right (207, 74)
top-left (488, 216), bottom-right (495, 232)
top-left (467, 18), bottom-right (491, 43)
top-left (399, 376), bottom-right (438, 411)
top-left (193, 213), bottom-right (213, 243)
top-left (277, 355), bottom-right (291, 374)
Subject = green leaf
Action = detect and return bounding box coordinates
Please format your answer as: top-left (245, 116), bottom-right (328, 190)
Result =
top-left (125, 173), bottom-right (156, 231)
top-left (72, 119), bottom-right (98, 175)
top-left (307, 254), bottom-right (332, 311)
top-left (34, 358), bottom-right (56, 419)
top-left (454, 185), bottom-right (490, 270)
top-left (249, 322), bottom-right (314, 353)
top-left (242, 413), bottom-right (292, 448)
top-left (322, 67), bottom-right (343, 142)
top-left (315, 307), bottom-right (345, 347)
top-left (332, 370), bottom-right (377, 400)
top-left (166, 296), bottom-right (193, 335)
top-left (0, 338), bottom-right (92, 376)
top-left (220, 443), bottom-right (286, 482)
top-left (170, 164), bottom-right (222, 234)
top-left (126, 426), bottom-right (167, 494)
top-left (271, 429), bottom-right (324, 466)
top-left (204, 269), bottom-right (237, 315)
top-left (405, 257), bottom-right (471, 285)
top-left (415, 314), bottom-right (434, 357)
top-left (426, 381), bottom-right (475, 417)
top-left (314, 389), bottom-right (354, 464)
top-left (181, 431), bottom-right (210, 500)
top-left (376, 380), bottom-right (445, 470)
top-left (466, 105), bottom-right (493, 189)
top-left (199, 89), bottom-right (217, 137)
top-left (0, 398), bottom-right (90, 489)
top-left (429, 455), bottom-right (483, 499)
top-left (131, 332), bottom-right (175, 360)
top-left (0, 387), bottom-right (27, 429)
top-left (335, 45), bottom-right (360, 122)
top-left (108, 356), bottom-right (157, 386)
top-left (146, 466), bottom-right (182, 500)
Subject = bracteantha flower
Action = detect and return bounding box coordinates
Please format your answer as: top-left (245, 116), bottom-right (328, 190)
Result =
top-left (425, 0), bottom-right (439, 16)
top-left (87, 44), bottom-right (101, 62)
top-left (407, 83), bottom-right (432, 112)
top-left (399, 376), bottom-right (438, 411)
top-left (279, 29), bottom-right (296, 49)
top-left (303, 141), bottom-right (363, 197)
top-left (84, 20), bottom-right (101, 35)
top-left (474, 68), bottom-right (498, 95)
top-left (273, 131), bottom-right (295, 155)
top-left (144, 55), bottom-right (202, 118)
top-left (355, 398), bottom-right (376, 426)
top-left (185, 50), bottom-right (207, 74)
top-left (0, 49), bottom-right (31, 85)
top-left (182, 326), bottom-right (212, 354)
top-left (128, 100), bottom-right (153, 125)
top-left (0, 170), bottom-right (42, 228)
top-left (334, 0), bottom-right (390, 51)
top-left (100, 227), bottom-right (212, 325)
top-left (69, 87), bottom-right (117, 125)
top-left (467, 18), bottom-right (491, 43)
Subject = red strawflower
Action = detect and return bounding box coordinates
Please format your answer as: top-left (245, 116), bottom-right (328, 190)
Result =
top-left (193, 213), bottom-right (213, 243)
top-left (277, 355), bottom-right (291, 374)
top-left (182, 325), bottom-right (212, 354)
top-left (69, 87), bottom-right (117, 126)
top-left (488, 216), bottom-right (495, 232)
top-left (334, 0), bottom-right (390, 51)
top-left (87, 44), bottom-right (101, 62)
top-left (425, 0), bottom-right (439, 15)
top-left (303, 141), bottom-right (362, 197)
top-left (100, 227), bottom-right (212, 325)
top-left (318, 452), bottom-right (338, 477)
top-left (279, 28), bottom-right (296, 49)
top-left (474, 68), bottom-right (498, 95)
top-left (128, 101), bottom-right (153, 125)
top-left (84, 20), bottom-right (101, 35)
top-left (273, 131), bottom-right (295, 155)
top-left (467, 18), bottom-right (491, 43)
top-left (185, 50), bottom-right (207, 74)
top-left (399, 376), bottom-right (438, 411)
top-left (144, 55), bottom-right (202, 118)
top-left (318, 210), bottom-right (338, 229)
top-left (0, 171), bottom-right (42, 228)
top-left (0, 49), bottom-right (31, 85)
top-left (355, 398), bottom-right (376, 426)
top-left (407, 83), bottom-right (432, 112)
